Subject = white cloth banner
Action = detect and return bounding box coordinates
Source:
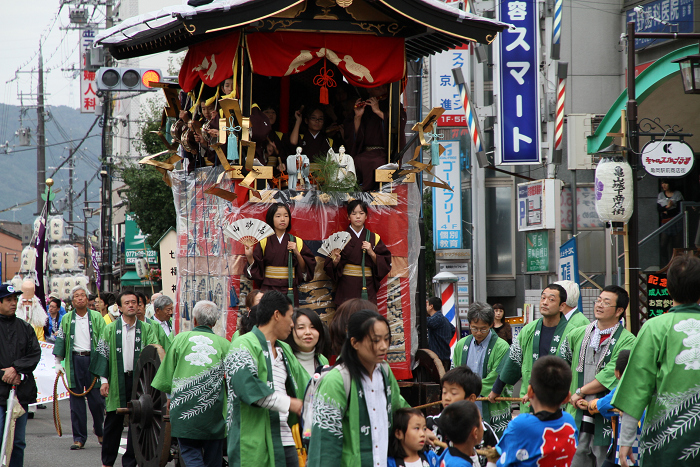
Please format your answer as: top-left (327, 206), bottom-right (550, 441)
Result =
top-left (32, 342), bottom-right (69, 406)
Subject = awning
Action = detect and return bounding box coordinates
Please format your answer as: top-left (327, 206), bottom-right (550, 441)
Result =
top-left (96, 0), bottom-right (510, 61)
top-left (120, 270), bottom-right (157, 287)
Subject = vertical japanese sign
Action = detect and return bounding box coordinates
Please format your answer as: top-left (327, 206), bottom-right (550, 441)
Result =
top-left (627, 0), bottom-right (694, 49)
top-left (559, 237), bottom-right (583, 311)
top-left (526, 231), bottom-right (549, 273)
top-left (80, 28), bottom-right (97, 113)
top-left (432, 141), bottom-right (462, 250)
top-left (647, 273), bottom-right (672, 318)
top-left (496, 0), bottom-right (541, 165)
top-left (430, 46), bottom-right (470, 127)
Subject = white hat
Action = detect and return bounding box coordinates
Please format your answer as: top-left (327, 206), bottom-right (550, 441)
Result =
top-left (554, 280), bottom-right (580, 308)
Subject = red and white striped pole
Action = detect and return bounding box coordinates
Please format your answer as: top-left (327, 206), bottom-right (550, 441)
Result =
top-left (553, 62), bottom-right (568, 163)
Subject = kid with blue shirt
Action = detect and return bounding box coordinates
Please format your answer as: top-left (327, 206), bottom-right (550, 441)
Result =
top-left (486, 356), bottom-right (578, 467)
top-left (388, 408), bottom-right (439, 467)
top-left (438, 400), bottom-right (491, 467)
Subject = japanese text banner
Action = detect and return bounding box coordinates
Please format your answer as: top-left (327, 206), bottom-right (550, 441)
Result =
top-left (246, 32), bottom-right (405, 88)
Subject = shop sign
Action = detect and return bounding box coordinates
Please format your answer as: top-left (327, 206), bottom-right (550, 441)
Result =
top-left (641, 140), bottom-right (694, 177)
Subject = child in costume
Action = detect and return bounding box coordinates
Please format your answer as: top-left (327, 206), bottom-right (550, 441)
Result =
top-left (426, 367), bottom-right (499, 466)
top-left (487, 355), bottom-right (578, 467)
top-left (388, 408), bottom-right (439, 467)
top-left (438, 400), bottom-right (490, 467)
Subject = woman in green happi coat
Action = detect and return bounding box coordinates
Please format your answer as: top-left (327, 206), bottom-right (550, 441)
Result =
top-left (284, 308), bottom-right (329, 378)
top-left (306, 309), bottom-right (409, 467)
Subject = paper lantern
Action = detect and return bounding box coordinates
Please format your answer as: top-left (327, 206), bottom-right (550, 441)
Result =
top-left (33, 217), bottom-right (43, 234)
top-left (50, 276), bottom-right (62, 296)
top-left (49, 216), bottom-right (64, 242)
top-left (595, 157), bottom-right (634, 224)
top-left (11, 275), bottom-right (24, 291)
top-left (62, 246), bottom-right (78, 271)
top-left (62, 276), bottom-right (75, 300)
top-left (135, 257), bottom-right (149, 279)
top-left (49, 246), bottom-right (63, 271)
top-left (20, 246), bottom-right (36, 272)
top-left (74, 275), bottom-right (89, 288)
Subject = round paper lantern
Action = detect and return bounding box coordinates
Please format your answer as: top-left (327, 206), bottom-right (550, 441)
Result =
top-left (62, 275), bottom-right (75, 300)
top-left (49, 246), bottom-right (63, 271)
top-left (135, 257), bottom-right (149, 279)
top-left (595, 157), bottom-right (634, 224)
top-left (20, 246), bottom-right (36, 272)
top-left (33, 217), bottom-right (43, 234)
top-left (62, 246), bottom-right (78, 271)
top-left (50, 276), bottom-right (62, 296)
top-left (49, 216), bottom-right (64, 242)
top-left (11, 275), bottom-right (24, 291)
top-left (74, 275), bottom-right (89, 288)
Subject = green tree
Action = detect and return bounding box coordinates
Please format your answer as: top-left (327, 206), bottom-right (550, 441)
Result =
top-left (115, 97), bottom-right (176, 245)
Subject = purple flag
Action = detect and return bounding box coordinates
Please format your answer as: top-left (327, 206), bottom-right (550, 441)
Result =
top-left (34, 223), bottom-right (47, 309)
top-left (91, 244), bottom-right (101, 292)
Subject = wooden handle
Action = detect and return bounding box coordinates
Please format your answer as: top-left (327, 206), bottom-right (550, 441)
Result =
top-left (413, 397), bottom-right (522, 410)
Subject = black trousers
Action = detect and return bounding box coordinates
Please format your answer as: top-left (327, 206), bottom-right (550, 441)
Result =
top-left (101, 373), bottom-right (136, 467)
top-left (69, 354), bottom-right (105, 443)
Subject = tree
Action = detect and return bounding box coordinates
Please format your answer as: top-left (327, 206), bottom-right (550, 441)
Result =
top-left (115, 97), bottom-right (176, 245)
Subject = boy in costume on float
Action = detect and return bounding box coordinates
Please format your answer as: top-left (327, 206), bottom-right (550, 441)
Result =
top-left (151, 300), bottom-right (230, 467)
top-left (487, 355), bottom-right (578, 467)
top-left (558, 285), bottom-right (636, 467)
top-left (306, 309), bottom-right (409, 467)
top-left (244, 203), bottom-right (316, 306)
top-left (224, 290), bottom-right (309, 467)
top-left (489, 284), bottom-right (578, 413)
top-left (324, 199), bottom-right (392, 306)
top-left (612, 255), bottom-right (700, 466)
top-left (452, 302), bottom-right (513, 438)
top-left (91, 291), bottom-right (158, 467)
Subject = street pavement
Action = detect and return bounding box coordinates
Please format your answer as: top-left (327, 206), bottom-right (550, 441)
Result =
top-left (23, 399), bottom-right (123, 467)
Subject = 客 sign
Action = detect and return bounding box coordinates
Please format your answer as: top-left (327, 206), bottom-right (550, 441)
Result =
top-left (641, 140), bottom-right (694, 177)
top-left (496, 0), bottom-right (541, 165)
top-left (526, 231), bottom-right (549, 273)
top-left (433, 141), bottom-right (462, 250)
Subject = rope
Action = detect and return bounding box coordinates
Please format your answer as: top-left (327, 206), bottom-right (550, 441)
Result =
top-left (52, 371), bottom-right (98, 437)
top-left (413, 397), bottom-right (522, 410)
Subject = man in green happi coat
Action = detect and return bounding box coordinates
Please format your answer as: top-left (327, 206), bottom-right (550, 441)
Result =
top-left (90, 291), bottom-right (158, 467)
top-left (224, 290), bottom-right (309, 467)
top-left (613, 255), bottom-right (700, 466)
top-left (152, 300), bottom-right (230, 467)
top-left (53, 284), bottom-right (106, 450)
top-left (488, 283), bottom-right (578, 413)
top-left (555, 279), bottom-right (591, 329)
top-left (452, 302), bottom-right (512, 437)
top-left (150, 295), bottom-right (175, 348)
top-left (558, 285), bottom-right (636, 467)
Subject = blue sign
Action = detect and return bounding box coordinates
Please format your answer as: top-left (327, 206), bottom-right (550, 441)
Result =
top-left (559, 237), bottom-right (582, 312)
top-left (627, 0), bottom-right (694, 49)
top-left (497, 0), bottom-right (540, 165)
top-left (433, 141), bottom-right (462, 250)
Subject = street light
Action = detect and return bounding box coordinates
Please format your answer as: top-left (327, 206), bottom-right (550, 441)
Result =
top-left (3, 252), bottom-right (19, 282)
top-left (671, 53), bottom-right (700, 94)
top-left (65, 225), bottom-right (74, 238)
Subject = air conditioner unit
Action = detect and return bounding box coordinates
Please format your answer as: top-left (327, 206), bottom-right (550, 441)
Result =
top-left (566, 114), bottom-right (606, 170)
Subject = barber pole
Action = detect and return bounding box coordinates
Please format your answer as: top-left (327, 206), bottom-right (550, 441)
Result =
top-left (452, 67), bottom-right (486, 167)
top-left (554, 62), bottom-right (568, 162)
top-left (440, 282), bottom-right (459, 356)
top-left (551, 0), bottom-right (563, 59)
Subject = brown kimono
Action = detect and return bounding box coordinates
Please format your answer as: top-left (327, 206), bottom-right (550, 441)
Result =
top-left (323, 227), bottom-right (392, 306)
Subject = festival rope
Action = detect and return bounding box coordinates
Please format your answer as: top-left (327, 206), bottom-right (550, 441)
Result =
top-left (413, 397), bottom-right (522, 410)
top-left (53, 370), bottom-right (98, 436)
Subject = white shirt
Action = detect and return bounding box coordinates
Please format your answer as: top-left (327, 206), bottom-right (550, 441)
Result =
top-left (361, 365), bottom-right (388, 467)
top-left (296, 349), bottom-right (317, 377)
top-left (73, 311), bottom-right (91, 352)
top-left (152, 316), bottom-right (171, 337)
top-left (350, 227), bottom-right (364, 239)
top-left (565, 307), bottom-right (578, 321)
top-left (255, 342), bottom-right (294, 446)
top-left (122, 319), bottom-right (137, 372)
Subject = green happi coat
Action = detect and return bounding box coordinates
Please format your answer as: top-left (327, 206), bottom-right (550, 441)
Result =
top-left (452, 330), bottom-right (512, 436)
top-left (224, 326), bottom-right (309, 467)
top-left (612, 303), bottom-right (700, 465)
top-left (90, 317), bottom-right (158, 412)
top-left (497, 314), bottom-right (577, 412)
top-left (558, 322), bottom-right (636, 446)
top-left (306, 364), bottom-right (409, 467)
top-left (145, 318), bottom-right (172, 352)
top-left (567, 309), bottom-right (591, 329)
top-left (151, 325), bottom-right (230, 439)
top-left (52, 309), bottom-right (105, 388)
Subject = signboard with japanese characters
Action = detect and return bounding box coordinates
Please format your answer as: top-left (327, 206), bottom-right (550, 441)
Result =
top-left (558, 236), bottom-right (583, 311)
top-left (125, 213), bottom-right (159, 265)
top-left (430, 45), bottom-right (470, 127)
top-left (517, 179), bottom-right (562, 231)
top-left (433, 140), bottom-right (462, 250)
top-left (641, 140), bottom-right (694, 177)
top-left (526, 231), bottom-right (549, 273)
top-left (80, 28), bottom-right (98, 114)
top-left (560, 186), bottom-right (606, 230)
top-left (647, 273), bottom-right (672, 318)
top-left (496, 0), bottom-right (541, 165)
top-left (627, 0), bottom-right (694, 49)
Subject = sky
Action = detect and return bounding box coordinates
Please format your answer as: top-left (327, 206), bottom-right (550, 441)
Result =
top-left (1, 1), bottom-right (89, 109)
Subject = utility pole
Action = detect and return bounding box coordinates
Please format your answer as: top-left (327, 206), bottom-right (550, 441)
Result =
top-left (100, 0), bottom-right (115, 290)
top-left (36, 43), bottom-right (46, 214)
top-left (69, 149), bottom-right (75, 227)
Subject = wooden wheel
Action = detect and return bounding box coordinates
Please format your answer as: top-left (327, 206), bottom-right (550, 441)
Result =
top-left (129, 344), bottom-right (171, 467)
top-left (413, 348), bottom-right (445, 384)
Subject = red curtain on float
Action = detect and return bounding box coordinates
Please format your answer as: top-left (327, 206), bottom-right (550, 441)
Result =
top-left (179, 31), bottom-right (241, 92)
top-left (245, 32), bottom-right (406, 88)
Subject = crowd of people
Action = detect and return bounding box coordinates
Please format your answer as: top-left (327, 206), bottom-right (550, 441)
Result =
top-left (2, 250), bottom-right (700, 467)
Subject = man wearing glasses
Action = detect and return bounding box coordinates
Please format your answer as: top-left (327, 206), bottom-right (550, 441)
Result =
top-left (488, 283), bottom-right (578, 413)
top-left (452, 302), bottom-right (512, 437)
top-left (558, 285), bottom-right (636, 467)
